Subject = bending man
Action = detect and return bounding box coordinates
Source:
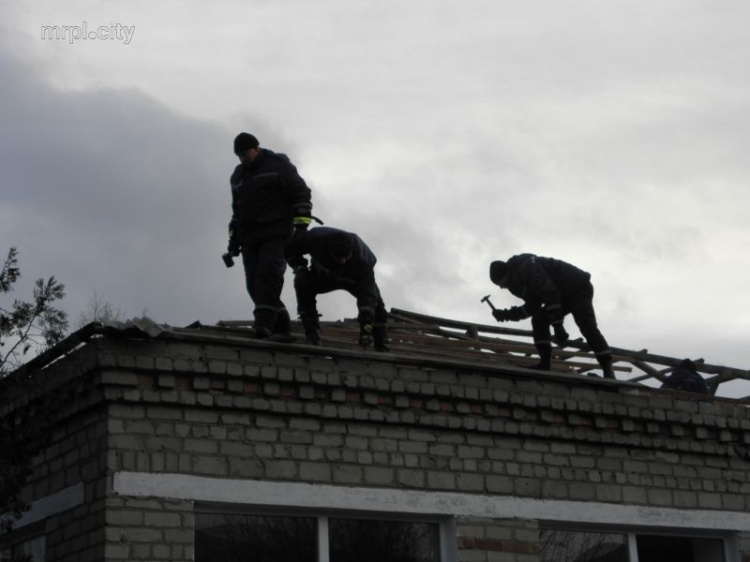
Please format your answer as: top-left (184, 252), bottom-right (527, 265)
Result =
top-left (489, 253), bottom-right (615, 379)
top-left (286, 226), bottom-right (388, 351)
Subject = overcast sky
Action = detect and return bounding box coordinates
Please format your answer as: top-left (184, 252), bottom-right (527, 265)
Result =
top-left (2, 1), bottom-right (749, 395)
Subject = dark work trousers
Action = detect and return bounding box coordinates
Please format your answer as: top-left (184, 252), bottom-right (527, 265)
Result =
top-left (531, 281), bottom-right (611, 368)
top-left (294, 270), bottom-right (388, 343)
top-left (241, 239), bottom-right (291, 335)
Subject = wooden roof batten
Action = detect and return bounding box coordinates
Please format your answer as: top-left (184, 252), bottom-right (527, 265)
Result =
top-left (215, 308), bottom-right (749, 399)
top-left (9, 308), bottom-right (747, 401)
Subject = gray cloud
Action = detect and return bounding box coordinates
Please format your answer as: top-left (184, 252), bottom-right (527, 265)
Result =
top-left (2, 1), bottom-right (749, 395)
top-left (0, 48), bottom-right (241, 325)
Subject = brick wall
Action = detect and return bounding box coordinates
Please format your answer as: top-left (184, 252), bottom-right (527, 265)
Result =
top-left (4, 348), bottom-right (108, 562)
top-left (96, 338), bottom-right (750, 510)
top-left (103, 497), bottom-right (193, 561)
top-left (5, 334), bottom-right (750, 561)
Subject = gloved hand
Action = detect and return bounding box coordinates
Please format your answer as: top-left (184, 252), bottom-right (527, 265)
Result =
top-left (359, 324), bottom-right (374, 349)
top-left (493, 307), bottom-right (526, 322)
top-left (293, 215), bottom-right (312, 231)
top-left (493, 309), bottom-right (513, 322)
top-left (227, 238), bottom-right (241, 256)
top-left (287, 254), bottom-right (309, 272)
top-left (227, 219), bottom-right (241, 255)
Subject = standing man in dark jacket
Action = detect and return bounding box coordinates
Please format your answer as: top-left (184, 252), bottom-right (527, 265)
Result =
top-left (285, 226), bottom-right (388, 351)
top-left (488, 254), bottom-right (615, 379)
top-left (227, 132), bottom-right (313, 340)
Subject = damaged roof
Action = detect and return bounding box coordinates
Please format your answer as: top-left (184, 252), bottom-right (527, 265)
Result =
top-left (216, 308), bottom-right (750, 399)
top-left (12, 308), bottom-right (750, 400)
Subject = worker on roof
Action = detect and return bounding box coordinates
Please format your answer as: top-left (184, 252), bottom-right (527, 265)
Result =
top-left (285, 226), bottom-right (388, 351)
top-left (660, 359), bottom-right (710, 394)
top-left (488, 254), bottom-right (615, 379)
top-left (226, 132), bottom-right (313, 341)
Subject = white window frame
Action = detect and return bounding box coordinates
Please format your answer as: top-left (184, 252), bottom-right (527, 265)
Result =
top-left (195, 504), bottom-right (455, 562)
top-left (116, 472), bottom-right (748, 562)
top-left (539, 523), bottom-right (739, 562)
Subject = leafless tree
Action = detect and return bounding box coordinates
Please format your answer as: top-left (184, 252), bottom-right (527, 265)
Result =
top-left (1, 247), bottom-right (68, 375)
top-left (75, 290), bottom-right (125, 328)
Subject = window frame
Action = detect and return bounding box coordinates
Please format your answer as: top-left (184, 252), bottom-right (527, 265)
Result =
top-left (194, 503), bottom-right (456, 562)
top-left (539, 521), bottom-right (740, 562)
top-left (0, 519), bottom-right (47, 562)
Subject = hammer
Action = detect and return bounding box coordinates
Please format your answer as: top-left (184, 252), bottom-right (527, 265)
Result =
top-left (480, 295), bottom-right (497, 311)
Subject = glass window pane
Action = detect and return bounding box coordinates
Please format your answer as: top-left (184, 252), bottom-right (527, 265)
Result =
top-left (636, 535), bottom-right (725, 562)
top-left (13, 536), bottom-right (46, 562)
top-left (540, 530), bottom-right (628, 562)
top-left (195, 513), bottom-right (316, 562)
top-left (329, 517), bottom-right (440, 562)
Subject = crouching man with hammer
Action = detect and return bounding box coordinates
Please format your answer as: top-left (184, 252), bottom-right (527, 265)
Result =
top-left (486, 253), bottom-right (616, 379)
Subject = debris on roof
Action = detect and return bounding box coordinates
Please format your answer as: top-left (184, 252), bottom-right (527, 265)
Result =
top-left (213, 308), bottom-right (749, 399)
top-left (10, 309), bottom-right (749, 400)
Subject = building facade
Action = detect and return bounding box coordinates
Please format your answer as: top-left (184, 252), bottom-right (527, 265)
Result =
top-left (2, 321), bottom-right (749, 561)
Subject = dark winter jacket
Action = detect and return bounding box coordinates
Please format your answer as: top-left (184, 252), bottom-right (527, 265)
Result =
top-left (504, 253), bottom-right (592, 317)
top-left (286, 227), bottom-right (384, 327)
top-left (285, 227), bottom-right (377, 286)
top-left (229, 149), bottom-right (312, 245)
top-left (661, 359), bottom-right (709, 394)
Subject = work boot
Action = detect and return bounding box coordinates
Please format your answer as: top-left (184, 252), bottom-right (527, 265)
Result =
top-left (305, 329), bottom-right (322, 346)
top-left (598, 353), bottom-right (616, 380)
top-left (373, 325), bottom-right (389, 352)
top-left (253, 307), bottom-right (276, 340)
top-left (258, 308), bottom-right (293, 342)
top-left (266, 332), bottom-right (295, 343)
top-left (273, 308), bottom-right (292, 333)
top-left (299, 311), bottom-right (321, 346)
top-left (532, 344), bottom-right (552, 370)
top-left (254, 324), bottom-right (293, 342)
top-left (252, 326), bottom-right (273, 339)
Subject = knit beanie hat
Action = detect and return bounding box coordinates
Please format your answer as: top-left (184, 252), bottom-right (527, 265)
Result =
top-left (489, 260), bottom-right (509, 285)
top-left (234, 132), bottom-right (259, 155)
top-left (329, 231), bottom-right (354, 257)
